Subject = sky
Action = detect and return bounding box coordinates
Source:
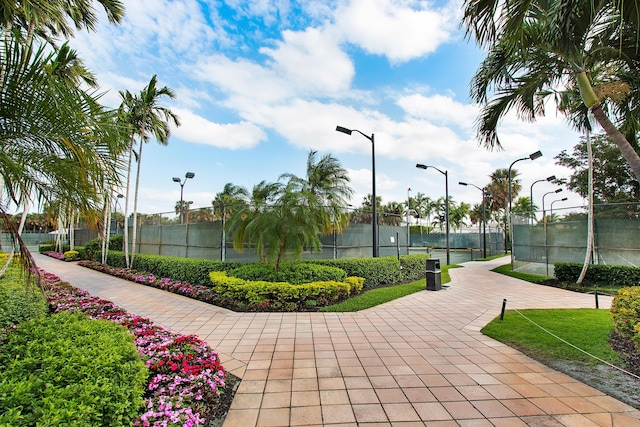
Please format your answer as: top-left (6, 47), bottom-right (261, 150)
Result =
top-left (66, 0), bottom-right (589, 219)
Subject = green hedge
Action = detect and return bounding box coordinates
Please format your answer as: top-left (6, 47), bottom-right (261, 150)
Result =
top-left (611, 286), bottom-right (640, 348)
top-left (210, 271), bottom-right (364, 311)
top-left (105, 251), bottom-right (241, 288)
top-left (399, 254), bottom-right (430, 282)
top-left (555, 262), bottom-right (640, 287)
top-left (229, 262), bottom-right (347, 284)
top-left (0, 312), bottom-right (148, 426)
top-left (308, 256), bottom-right (403, 289)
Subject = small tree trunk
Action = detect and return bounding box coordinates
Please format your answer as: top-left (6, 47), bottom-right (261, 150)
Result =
top-left (577, 130), bottom-right (594, 285)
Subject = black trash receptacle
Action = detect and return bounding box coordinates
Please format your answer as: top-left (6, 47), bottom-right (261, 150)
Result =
top-left (426, 258), bottom-right (441, 291)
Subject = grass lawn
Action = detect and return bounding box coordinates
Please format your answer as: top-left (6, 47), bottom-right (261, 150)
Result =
top-left (482, 308), bottom-right (621, 366)
top-left (321, 265), bottom-right (457, 312)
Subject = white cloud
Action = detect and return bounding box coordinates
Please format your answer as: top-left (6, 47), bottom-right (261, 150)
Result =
top-left (335, 0), bottom-right (455, 62)
top-left (172, 108), bottom-right (267, 149)
top-left (397, 94), bottom-right (478, 131)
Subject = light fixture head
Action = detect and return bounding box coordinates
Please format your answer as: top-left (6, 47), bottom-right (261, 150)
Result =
top-left (172, 177), bottom-right (180, 183)
top-left (416, 163), bottom-right (427, 170)
top-left (529, 150), bottom-right (543, 160)
top-left (546, 175), bottom-right (556, 181)
top-left (335, 125), bottom-right (352, 135)
top-left (459, 182), bottom-right (468, 186)
top-left (185, 172), bottom-right (195, 179)
top-left (117, 194), bottom-right (124, 198)
top-left (555, 188), bottom-right (563, 193)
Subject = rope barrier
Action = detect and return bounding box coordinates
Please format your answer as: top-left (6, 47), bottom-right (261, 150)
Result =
top-left (512, 308), bottom-right (640, 381)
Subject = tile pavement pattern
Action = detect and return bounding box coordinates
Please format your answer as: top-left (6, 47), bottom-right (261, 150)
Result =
top-left (33, 253), bottom-right (640, 426)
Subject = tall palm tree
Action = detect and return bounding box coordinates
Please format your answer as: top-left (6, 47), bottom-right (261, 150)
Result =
top-left (119, 75), bottom-right (180, 267)
top-left (462, 0), bottom-right (640, 181)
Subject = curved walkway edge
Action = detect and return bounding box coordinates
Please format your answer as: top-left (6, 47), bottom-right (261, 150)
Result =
top-left (33, 253), bottom-right (640, 427)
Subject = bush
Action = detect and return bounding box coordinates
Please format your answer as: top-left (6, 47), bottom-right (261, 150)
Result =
top-left (105, 251), bottom-right (240, 288)
top-left (399, 254), bottom-right (430, 281)
top-left (611, 286), bottom-right (640, 348)
top-left (63, 250), bottom-right (79, 261)
top-left (0, 312), bottom-right (148, 426)
top-left (555, 262), bottom-right (640, 287)
top-left (210, 271), bottom-right (364, 311)
top-left (0, 265), bottom-right (47, 330)
top-left (38, 243), bottom-right (70, 253)
top-left (309, 257), bottom-right (402, 289)
top-left (228, 262), bottom-right (347, 284)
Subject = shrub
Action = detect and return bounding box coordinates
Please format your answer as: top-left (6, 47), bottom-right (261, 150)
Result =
top-left (210, 271), bottom-right (364, 311)
top-left (555, 262), bottom-right (640, 287)
top-left (63, 250), bottom-right (79, 261)
top-left (309, 257), bottom-right (402, 289)
top-left (0, 312), bottom-right (148, 426)
top-left (105, 251), bottom-right (240, 288)
top-left (84, 238), bottom-right (102, 260)
top-left (611, 286), bottom-right (640, 348)
top-left (399, 254), bottom-right (430, 281)
top-left (0, 265), bottom-right (47, 330)
top-left (228, 262), bottom-right (347, 284)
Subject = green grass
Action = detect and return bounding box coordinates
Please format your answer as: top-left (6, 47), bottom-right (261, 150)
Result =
top-left (320, 265), bottom-right (457, 312)
top-left (492, 263), bottom-right (549, 283)
top-left (477, 254), bottom-right (510, 262)
top-left (482, 309), bottom-right (620, 365)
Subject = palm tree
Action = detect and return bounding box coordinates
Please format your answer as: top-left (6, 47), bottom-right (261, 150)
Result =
top-left (119, 75), bottom-right (180, 267)
top-left (281, 149), bottom-right (353, 235)
top-left (462, 0), bottom-right (640, 181)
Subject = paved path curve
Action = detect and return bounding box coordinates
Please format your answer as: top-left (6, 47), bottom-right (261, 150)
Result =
top-left (33, 254), bottom-right (640, 426)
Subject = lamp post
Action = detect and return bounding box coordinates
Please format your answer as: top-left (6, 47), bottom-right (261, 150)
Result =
top-left (416, 164), bottom-right (450, 265)
top-left (172, 172), bottom-right (195, 225)
top-left (550, 197), bottom-right (568, 221)
top-left (459, 181), bottom-right (487, 258)
top-left (113, 193), bottom-right (124, 235)
top-left (406, 187), bottom-right (411, 255)
top-left (542, 188), bottom-right (563, 223)
top-left (542, 188), bottom-right (562, 277)
top-left (529, 175), bottom-right (556, 223)
top-left (336, 125), bottom-right (378, 257)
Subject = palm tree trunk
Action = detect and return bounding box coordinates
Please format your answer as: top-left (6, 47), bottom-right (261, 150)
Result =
top-left (123, 136), bottom-right (135, 267)
top-left (0, 200), bottom-right (28, 277)
top-left (577, 130), bottom-right (594, 284)
top-left (131, 138), bottom-right (144, 268)
top-left (590, 104), bottom-right (640, 182)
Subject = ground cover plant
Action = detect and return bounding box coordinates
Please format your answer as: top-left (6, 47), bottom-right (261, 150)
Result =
top-left (0, 259), bottom-right (230, 426)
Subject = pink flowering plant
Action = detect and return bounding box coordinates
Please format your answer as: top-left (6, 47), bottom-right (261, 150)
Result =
top-left (39, 270), bottom-right (227, 426)
top-left (77, 261), bottom-right (221, 305)
top-left (43, 251), bottom-right (65, 260)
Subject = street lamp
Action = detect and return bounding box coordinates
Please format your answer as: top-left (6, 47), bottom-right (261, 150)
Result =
top-left (406, 187), bottom-right (411, 255)
top-left (416, 164), bottom-right (450, 265)
top-left (542, 188), bottom-right (563, 223)
top-left (550, 197), bottom-right (568, 221)
top-left (542, 188), bottom-right (562, 277)
top-left (113, 193), bottom-right (124, 235)
top-left (172, 172), bottom-right (195, 225)
top-left (336, 125), bottom-right (378, 257)
top-left (459, 181), bottom-right (487, 258)
top-left (530, 175), bottom-right (556, 223)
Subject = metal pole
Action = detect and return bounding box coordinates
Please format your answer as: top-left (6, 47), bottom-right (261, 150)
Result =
top-left (481, 189), bottom-right (487, 258)
top-left (371, 133), bottom-right (378, 257)
top-left (407, 187), bottom-right (411, 255)
top-left (179, 183), bottom-right (185, 225)
top-left (444, 170), bottom-right (450, 266)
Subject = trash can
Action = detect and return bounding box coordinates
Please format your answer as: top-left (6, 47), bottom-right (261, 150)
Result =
top-left (426, 258), bottom-right (441, 291)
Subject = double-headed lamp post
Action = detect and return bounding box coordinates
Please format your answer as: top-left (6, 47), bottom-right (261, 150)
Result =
top-left (172, 172), bottom-right (195, 225)
top-left (550, 197), bottom-right (568, 221)
top-left (542, 188), bottom-right (562, 223)
top-left (530, 175), bottom-right (556, 223)
top-left (416, 164), bottom-right (450, 265)
top-left (459, 181), bottom-right (487, 258)
top-left (336, 125), bottom-right (378, 257)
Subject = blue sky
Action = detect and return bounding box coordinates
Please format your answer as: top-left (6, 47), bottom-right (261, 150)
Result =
top-left (68, 0), bottom-right (587, 217)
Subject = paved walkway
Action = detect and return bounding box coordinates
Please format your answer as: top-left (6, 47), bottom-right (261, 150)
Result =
top-left (33, 254), bottom-right (640, 426)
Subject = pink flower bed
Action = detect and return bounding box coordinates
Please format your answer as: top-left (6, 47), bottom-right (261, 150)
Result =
top-left (39, 269), bottom-right (227, 426)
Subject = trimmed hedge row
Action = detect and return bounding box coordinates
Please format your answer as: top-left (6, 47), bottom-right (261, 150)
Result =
top-left (210, 271), bottom-right (365, 311)
top-left (229, 262), bottom-right (347, 284)
top-left (555, 262), bottom-right (640, 287)
top-left (102, 251), bottom-right (242, 288)
top-left (0, 312), bottom-right (148, 426)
